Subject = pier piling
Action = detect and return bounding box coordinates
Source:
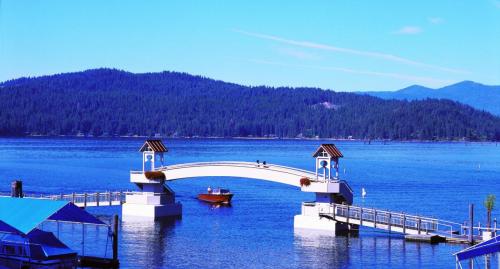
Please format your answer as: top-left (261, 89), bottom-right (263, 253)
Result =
top-left (469, 204), bottom-right (474, 244)
top-left (113, 214), bottom-right (118, 262)
top-left (11, 180), bottom-right (23, 198)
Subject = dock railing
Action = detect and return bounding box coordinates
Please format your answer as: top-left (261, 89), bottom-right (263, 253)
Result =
top-left (319, 203), bottom-right (474, 239)
top-left (0, 191), bottom-right (129, 207)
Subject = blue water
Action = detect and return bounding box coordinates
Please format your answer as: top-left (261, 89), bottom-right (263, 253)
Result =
top-left (0, 138), bottom-right (499, 268)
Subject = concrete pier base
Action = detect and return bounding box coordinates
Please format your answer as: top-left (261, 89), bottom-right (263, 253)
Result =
top-left (293, 201), bottom-right (357, 235)
top-left (122, 203), bottom-right (182, 219)
top-left (294, 214), bottom-right (349, 234)
top-left (122, 192), bottom-right (182, 219)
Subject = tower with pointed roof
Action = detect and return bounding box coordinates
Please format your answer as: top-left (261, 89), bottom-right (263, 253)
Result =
top-left (139, 139), bottom-right (168, 171)
top-left (123, 139), bottom-right (182, 219)
top-left (312, 144), bottom-right (343, 180)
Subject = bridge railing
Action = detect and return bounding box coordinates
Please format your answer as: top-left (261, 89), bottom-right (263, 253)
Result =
top-left (157, 161), bottom-right (354, 196)
top-left (159, 161), bottom-right (318, 177)
top-left (323, 203), bottom-right (467, 238)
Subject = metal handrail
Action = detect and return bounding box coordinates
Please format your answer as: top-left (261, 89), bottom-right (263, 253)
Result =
top-left (316, 203), bottom-right (469, 238)
top-left (160, 161), bottom-right (317, 177)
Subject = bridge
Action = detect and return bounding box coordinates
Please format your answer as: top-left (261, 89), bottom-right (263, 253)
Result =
top-left (130, 161), bottom-right (353, 202)
top-left (161, 161), bottom-right (319, 187)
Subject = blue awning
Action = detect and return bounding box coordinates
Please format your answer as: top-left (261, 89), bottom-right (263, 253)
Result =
top-left (0, 197), bottom-right (105, 235)
top-left (455, 235), bottom-right (500, 261)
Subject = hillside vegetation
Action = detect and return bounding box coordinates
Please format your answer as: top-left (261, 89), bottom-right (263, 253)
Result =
top-left (1, 69), bottom-right (499, 141)
top-left (363, 81), bottom-right (500, 116)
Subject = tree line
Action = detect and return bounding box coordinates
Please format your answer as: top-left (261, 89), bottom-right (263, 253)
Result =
top-left (0, 68), bottom-right (499, 141)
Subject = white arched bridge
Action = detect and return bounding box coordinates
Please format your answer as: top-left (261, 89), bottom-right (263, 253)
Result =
top-left (161, 161), bottom-right (318, 187)
top-left (125, 141), bottom-right (357, 235)
top-left (130, 161), bottom-right (354, 204)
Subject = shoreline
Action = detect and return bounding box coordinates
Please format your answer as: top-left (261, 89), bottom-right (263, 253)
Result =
top-left (0, 134), bottom-right (498, 143)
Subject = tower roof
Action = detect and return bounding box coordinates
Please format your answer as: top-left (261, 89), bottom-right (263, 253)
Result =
top-left (139, 139), bottom-right (168, 152)
top-left (312, 144), bottom-right (343, 158)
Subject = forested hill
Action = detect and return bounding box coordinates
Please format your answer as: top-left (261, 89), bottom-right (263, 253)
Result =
top-left (1, 68), bottom-right (499, 141)
top-left (362, 81), bottom-right (500, 116)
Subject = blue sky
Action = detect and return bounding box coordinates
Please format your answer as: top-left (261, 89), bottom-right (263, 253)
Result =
top-left (1, 1), bottom-right (499, 91)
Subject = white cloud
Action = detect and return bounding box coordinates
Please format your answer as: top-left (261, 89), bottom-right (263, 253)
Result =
top-left (248, 59), bottom-right (454, 86)
top-left (233, 29), bottom-right (468, 74)
top-left (276, 47), bottom-right (320, 60)
top-left (428, 17), bottom-right (444, 24)
top-left (394, 26), bottom-right (423, 35)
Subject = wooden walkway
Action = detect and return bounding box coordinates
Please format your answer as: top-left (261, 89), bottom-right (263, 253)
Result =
top-left (318, 203), bottom-right (480, 243)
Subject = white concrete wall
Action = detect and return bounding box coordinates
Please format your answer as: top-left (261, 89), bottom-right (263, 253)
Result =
top-left (130, 172), bottom-right (161, 184)
top-left (294, 214), bottom-right (349, 233)
top-left (122, 203), bottom-right (182, 219)
top-left (125, 193), bottom-right (171, 205)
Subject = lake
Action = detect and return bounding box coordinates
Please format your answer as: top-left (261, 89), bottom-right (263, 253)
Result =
top-left (0, 137), bottom-right (499, 268)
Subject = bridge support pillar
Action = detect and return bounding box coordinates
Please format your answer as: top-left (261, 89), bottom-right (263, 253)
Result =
top-left (124, 174), bottom-right (182, 220)
top-left (294, 214), bottom-right (349, 234)
top-left (294, 191), bottom-right (356, 235)
top-left (122, 195), bottom-right (182, 220)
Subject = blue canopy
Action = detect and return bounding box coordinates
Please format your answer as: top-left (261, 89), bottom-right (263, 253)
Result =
top-left (455, 235), bottom-right (500, 261)
top-left (0, 197), bottom-right (105, 235)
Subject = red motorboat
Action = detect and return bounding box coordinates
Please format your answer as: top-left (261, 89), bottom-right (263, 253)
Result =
top-left (198, 187), bottom-right (233, 204)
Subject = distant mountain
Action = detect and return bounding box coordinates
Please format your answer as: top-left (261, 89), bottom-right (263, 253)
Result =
top-left (363, 81), bottom-right (500, 116)
top-left (1, 69), bottom-right (499, 141)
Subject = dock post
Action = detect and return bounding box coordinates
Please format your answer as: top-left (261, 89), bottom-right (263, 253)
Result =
top-left (374, 209), bottom-right (377, 228)
top-left (10, 180), bottom-right (23, 198)
top-left (417, 217), bottom-right (422, 235)
top-left (82, 223), bottom-right (85, 256)
top-left (119, 191), bottom-right (124, 205)
top-left (72, 192), bottom-right (75, 203)
top-left (360, 208), bottom-right (363, 226)
top-left (112, 214), bottom-right (119, 263)
top-left (84, 193), bottom-right (87, 208)
top-left (347, 206), bottom-right (350, 224)
top-left (478, 222), bottom-right (481, 238)
top-left (494, 218), bottom-right (497, 237)
top-left (469, 204), bottom-right (474, 244)
top-left (96, 192), bottom-right (100, 206)
top-left (388, 213), bottom-right (392, 233)
top-left (109, 191), bottom-right (112, 206)
top-left (332, 204), bottom-right (336, 219)
top-left (403, 214), bottom-right (406, 234)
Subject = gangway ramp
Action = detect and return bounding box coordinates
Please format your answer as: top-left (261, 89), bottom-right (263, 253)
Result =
top-left (318, 203), bottom-right (471, 243)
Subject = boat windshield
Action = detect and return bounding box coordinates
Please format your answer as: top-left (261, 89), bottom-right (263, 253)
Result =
top-left (211, 188), bottom-right (230, 194)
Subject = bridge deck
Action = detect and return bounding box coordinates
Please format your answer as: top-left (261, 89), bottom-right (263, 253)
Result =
top-left (158, 161), bottom-right (318, 187)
